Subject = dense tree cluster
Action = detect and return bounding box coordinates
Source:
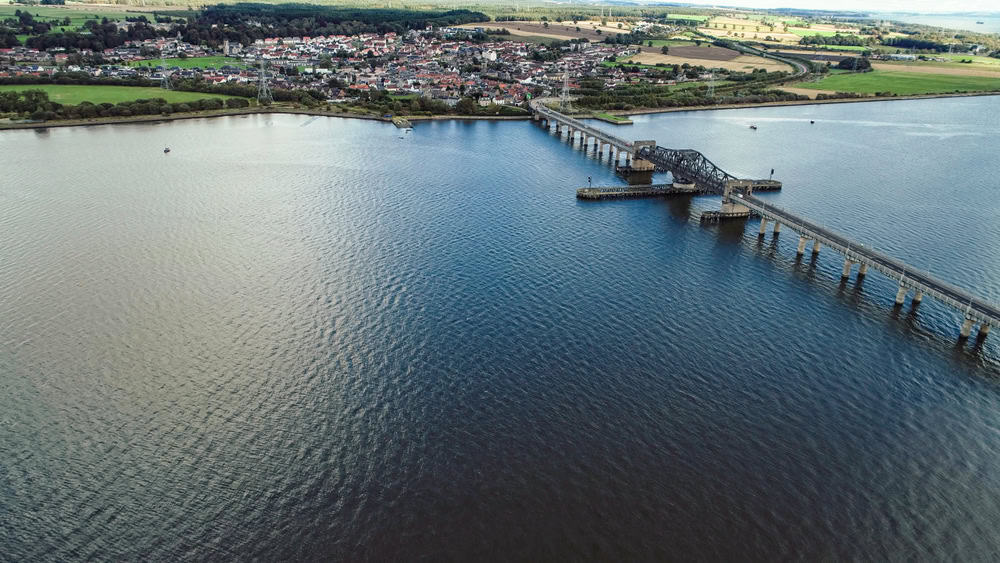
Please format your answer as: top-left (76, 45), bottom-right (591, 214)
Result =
top-left (574, 75), bottom-right (803, 111)
top-left (179, 4), bottom-right (487, 48)
top-left (10, 4), bottom-right (488, 51)
top-left (26, 19), bottom-right (162, 51)
top-left (884, 37), bottom-right (949, 52)
top-left (800, 33), bottom-right (867, 46)
top-left (835, 57), bottom-right (871, 71)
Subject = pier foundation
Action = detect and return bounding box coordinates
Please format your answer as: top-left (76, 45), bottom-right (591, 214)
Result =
top-left (913, 290), bottom-right (924, 304)
top-left (858, 263), bottom-right (868, 277)
top-left (841, 259), bottom-right (855, 278)
top-left (812, 240), bottom-right (821, 254)
top-left (960, 318), bottom-right (975, 339)
top-left (979, 324), bottom-right (991, 339)
top-left (895, 285), bottom-right (908, 306)
top-left (758, 219), bottom-right (769, 236)
top-left (773, 222), bottom-right (781, 235)
top-left (797, 236), bottom-right (808, 256)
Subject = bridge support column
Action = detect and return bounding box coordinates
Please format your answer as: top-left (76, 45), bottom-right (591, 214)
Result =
top-left (978, 324), bottom-right (991, 339)
top-left (812, 240), bottom-right (821, 255)
top-left (858, 263), bottom-right (868, 277)
top-left (758, 219), bottom-right (769, 236)
top-left (912, 290), bottom-right (923, 304)
top-left (960, 318), bottom-right (974, 339)
top-left (895, 285), bottom-right (908, 306)
top-left (841, 258), bottom-right (855, 278)
top-left (797, 236), bottom-right (808, 256)
top-left (773, 222), bottom-right (781, 235)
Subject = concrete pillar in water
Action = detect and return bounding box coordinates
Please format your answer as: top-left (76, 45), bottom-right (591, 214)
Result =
top-left (895, 285), bottom-right (908, 305)
top-left (758, 219), bottom-right (769, 236)
top-left (797, 236), bottom-right (808, 256)
top-left (978, 324), bottom-right (991, 339)
top-left (773, 222), bottom-right (781, 234)
top-left (960, 318), bottom-right (974, 339)
top-left (841, 258), bottom-right (855, 278)
top-left (912, 290), bottom-right (923, 303)
top-left (812, 240), bottom-right (821, 254)
top-left (858, 263), bottom-right (868, 277)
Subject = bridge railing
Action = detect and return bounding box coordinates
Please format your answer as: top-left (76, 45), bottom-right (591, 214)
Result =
top-left (741, 194), bottom-right (1000, 323)
top-left (535, 105), bottom-right (633, 149)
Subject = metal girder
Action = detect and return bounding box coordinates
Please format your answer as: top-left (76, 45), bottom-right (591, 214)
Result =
top-left (637, 147), bottom-right (736, 194)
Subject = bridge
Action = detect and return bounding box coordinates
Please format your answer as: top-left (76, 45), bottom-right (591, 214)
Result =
top-left (532, 103), bottom-right (1000, 342)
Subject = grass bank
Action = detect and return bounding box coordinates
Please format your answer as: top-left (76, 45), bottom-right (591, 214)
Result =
top-left (795, 70), bottom-right (1000, 95)
top-left (127, 56), bottom-right (250, 69)
top-left (0, 84), bottom-right (242, 105)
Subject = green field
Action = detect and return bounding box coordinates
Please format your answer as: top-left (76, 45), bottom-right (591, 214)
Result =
top-left (0, 84), bottom-right (242, 105)
top-left (788, 28), bottom-right (841, 37)
top-left (666, 13), bottom-right (710, 22)
top-left (128, 56), bottom-right (249, 69)
top-left (795, 70), bottom-right (1000, 95)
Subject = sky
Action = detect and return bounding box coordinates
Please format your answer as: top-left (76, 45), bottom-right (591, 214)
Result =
top-left (671, 0), bottom-right (998, 13)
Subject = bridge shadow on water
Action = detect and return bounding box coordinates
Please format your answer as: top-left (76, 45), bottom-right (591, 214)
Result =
top-left (702, 222), bottom-right (1000, 375)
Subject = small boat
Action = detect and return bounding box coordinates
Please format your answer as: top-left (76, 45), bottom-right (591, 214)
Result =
top-left (810, 120), bottom-right (815, 124)
top-left (749, 125), bottom-right (758, 130)
top-left (976, 21), bottom-right (984, 24)
top-left (163, 147), bottom-right (170, 153)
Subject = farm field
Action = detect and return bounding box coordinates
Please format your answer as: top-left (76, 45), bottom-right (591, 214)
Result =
top-left (0, 85), bottom-right (242, 105)
top-left (666, 13), bottom-right (710, 22)
top-left (794, 70), bottom-right (1000, 95)
top-left (128, 56), bottom-right (249, 69)
top-left (629, 52), bottom-right (793, 72)
top-left (871, 61), bottom-right (1000, 77)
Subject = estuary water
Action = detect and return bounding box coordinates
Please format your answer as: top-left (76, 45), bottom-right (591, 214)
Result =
top-left (3, 96), bottom-right (1000, 560)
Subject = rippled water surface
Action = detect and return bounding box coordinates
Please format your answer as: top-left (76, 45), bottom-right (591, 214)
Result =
top-left (3, 97), bottom-right (1000, 560)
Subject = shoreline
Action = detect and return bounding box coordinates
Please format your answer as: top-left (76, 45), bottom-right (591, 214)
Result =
top-left (0, 106), bottom-right (532, 131)
top-left (3, 90), bottom-right (998, 131)
top-left (604, 90), bottom-right (1000, 117)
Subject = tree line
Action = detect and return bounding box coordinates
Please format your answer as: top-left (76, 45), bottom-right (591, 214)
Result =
top-left (12, 4), bottom-right (489, 51)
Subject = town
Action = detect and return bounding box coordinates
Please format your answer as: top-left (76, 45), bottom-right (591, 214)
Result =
top-left (1, 25), bottom-right (708, 108)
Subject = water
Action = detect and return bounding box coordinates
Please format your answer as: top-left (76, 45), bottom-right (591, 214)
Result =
top-left (880, 13), bottom-right (1000, 34)
top-left (3, 97), bottom-right (1000, 560)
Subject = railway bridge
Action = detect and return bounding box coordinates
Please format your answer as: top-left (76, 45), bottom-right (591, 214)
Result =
top-left (532, 104), bottom-right (1000, 342)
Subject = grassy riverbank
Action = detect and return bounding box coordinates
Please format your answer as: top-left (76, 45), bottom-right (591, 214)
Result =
top-left (3, 90), bottom-right (998, 132)
top-left (0, 84), bottom-right (241, 105)
top-left (794, 70), bottom-right (1000, 96)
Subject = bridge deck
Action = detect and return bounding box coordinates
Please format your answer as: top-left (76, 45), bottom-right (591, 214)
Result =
top-left (535, 105), bottom-right (633, 152)
top-left (537, 103), bottom-right (1000, 333)
top-left (740, 193), bottom-right (1000, 327)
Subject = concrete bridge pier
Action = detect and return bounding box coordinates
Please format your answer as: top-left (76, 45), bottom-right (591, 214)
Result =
top-left (894, 285), bottom-right (908, 306)
top-left (797, 236), bottom-right (808, 256)
top-left (812, 240), bottom-right (821, 255)
top-left (913, 290), bottom-right (924, 304)
top-left (773, 222), bottom-right (781, 235)
top-left (978, 324), bottom-right (991, 340)
top-left (841, 258), bottom-right (855, 278)
top-left (960, 318), bottom-right (975, 339)
top-left (758, 219), bottom-right (769, 236)
top-left (858, 263), bottom-right (868, 277)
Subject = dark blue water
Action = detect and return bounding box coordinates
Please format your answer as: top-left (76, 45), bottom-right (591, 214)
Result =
top-left (3, 97), bottom-right (1000, 560)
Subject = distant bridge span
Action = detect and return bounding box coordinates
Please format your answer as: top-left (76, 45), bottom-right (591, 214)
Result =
top-left (532, 103), bottom-right (1000, 343)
